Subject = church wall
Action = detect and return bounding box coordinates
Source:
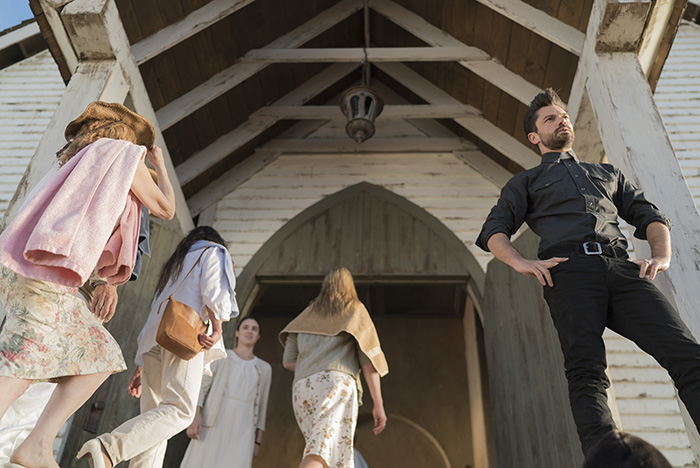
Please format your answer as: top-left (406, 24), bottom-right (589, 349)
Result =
top-left (211, 150), bottom-right (501, 277)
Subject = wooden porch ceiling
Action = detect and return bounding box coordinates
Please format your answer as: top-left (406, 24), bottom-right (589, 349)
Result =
top-left (113, 0), bottom-right (594, 217)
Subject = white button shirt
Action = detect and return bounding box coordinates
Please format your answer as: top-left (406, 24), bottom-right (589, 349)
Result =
top-left (135, 243), bottom-right (238, 368)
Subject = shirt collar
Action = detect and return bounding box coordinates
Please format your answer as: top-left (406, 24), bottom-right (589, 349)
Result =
top-left (541, 150), bottom-right (579, 164)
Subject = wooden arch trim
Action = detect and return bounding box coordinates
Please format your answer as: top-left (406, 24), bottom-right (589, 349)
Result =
top-left (235, 181), bottom-right (486, 315)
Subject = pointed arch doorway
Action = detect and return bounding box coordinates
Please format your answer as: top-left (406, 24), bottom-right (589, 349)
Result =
top-left (172, 183), bottom-right (494, 467)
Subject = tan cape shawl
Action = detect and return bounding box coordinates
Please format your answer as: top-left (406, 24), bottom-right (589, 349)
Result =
top-left (278, 301), bottom-right (388, 377)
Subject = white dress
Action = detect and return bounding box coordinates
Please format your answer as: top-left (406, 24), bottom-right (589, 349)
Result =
top-left (180, 352), bottom-right (270, 468)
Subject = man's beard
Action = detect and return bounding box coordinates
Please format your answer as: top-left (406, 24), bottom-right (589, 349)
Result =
top-left (541, 127), bottom-right (574, 150)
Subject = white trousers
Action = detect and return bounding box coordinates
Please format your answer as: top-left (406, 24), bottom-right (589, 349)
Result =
top-left (98, 345), bottom-right (204, 468)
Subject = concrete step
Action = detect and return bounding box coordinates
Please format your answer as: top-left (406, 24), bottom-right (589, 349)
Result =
top-left (608, 367), bottom-right (673, 383)
top-left (612, 381), bottom-right (678, 399)
top-left (621, 414), bottom-right (687, 431)
top-left (631, 430), bottom-right (694, 449)
top-left (660, 448), bottom-right (697, 467)
top-left (616, 397), bottom-right (683, 415)
top-left (607, 352), bottom-right (663, 368)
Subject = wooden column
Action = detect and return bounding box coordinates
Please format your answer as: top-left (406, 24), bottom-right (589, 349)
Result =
top-left (1, 60), bottom-right (127, 227)
top-left (570, 0), bottom-right (700, 460)
top-left (464, 296), bottom-right (496, 468)
top-left (4, 0), bottom-right (194, 234)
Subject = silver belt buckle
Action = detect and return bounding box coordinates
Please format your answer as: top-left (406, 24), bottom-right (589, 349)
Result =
top-left (583, 241), bottom-right (603, 255)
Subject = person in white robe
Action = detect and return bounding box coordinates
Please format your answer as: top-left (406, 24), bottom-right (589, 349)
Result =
top-left (180, 316), bottom-right (271, 468)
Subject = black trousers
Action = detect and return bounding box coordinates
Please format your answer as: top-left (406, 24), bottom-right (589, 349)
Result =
top-left (543, 253), bottom-right (700, 455)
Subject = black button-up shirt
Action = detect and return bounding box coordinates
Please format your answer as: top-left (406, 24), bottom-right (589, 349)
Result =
top-left (476, 151), bottom-right (672, 257)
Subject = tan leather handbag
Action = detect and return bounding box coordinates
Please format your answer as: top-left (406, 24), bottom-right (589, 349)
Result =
top-left (155, 244), bottom-right (212, 360)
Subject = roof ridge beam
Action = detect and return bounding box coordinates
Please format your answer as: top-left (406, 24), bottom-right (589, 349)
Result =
top-left (239, 46), bottom-right (489, 63)
top-left (175, 62), bottom-right (360, 186)
top-left (370, 0), bottom-right (541, 105)
top-left (156, 0), bottom-right (362, 131)
top-left (255, 104), bottom-right (478, 120)
top-left (475, 0), bottom-right (585, 56)
top-left (376, 61), bottom-right (540, 170)
top-left (132, 0), bottom-right (259, 65)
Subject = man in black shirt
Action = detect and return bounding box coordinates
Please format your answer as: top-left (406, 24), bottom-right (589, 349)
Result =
top-left (477, 88), bottom-right (700, 455)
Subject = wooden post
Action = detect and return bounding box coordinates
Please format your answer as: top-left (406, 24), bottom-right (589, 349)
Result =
top-left (569, 0), bottom-right (700, 461)
top-left (1, 60), bottom-right (127, 227)
top-left (4, 0), bottom-right (194, 234)
top-left (464, 295), bottom-right (496, 468)
top-left (61, 0), bottom-right (193, 233)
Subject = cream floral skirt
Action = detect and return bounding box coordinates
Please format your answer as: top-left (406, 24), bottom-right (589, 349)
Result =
top-left (0, 266), bottom-right (126, 380)
top-left (292, 370), bottom-right (358, 468)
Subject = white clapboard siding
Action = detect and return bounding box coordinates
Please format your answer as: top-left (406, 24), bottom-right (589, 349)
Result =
top-left (213, 151), bottom-right (499, 276)
top-left (211, 117), bottom-right (500, 275)
top-left (0, 49), bottom-right (69, 464)
top-left (657, 21), bottom-right (700, 222)
top-left (0, 50), bottom-right (64, 215)
top-left (604, 329), bottom-right (697, 467)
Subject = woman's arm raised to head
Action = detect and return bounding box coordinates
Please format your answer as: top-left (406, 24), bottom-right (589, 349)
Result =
top-left (130, 146), bottom-right (175, 220)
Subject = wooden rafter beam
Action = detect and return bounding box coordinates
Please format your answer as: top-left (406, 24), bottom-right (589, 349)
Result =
top-left (475, 0), bottom-right (585, 56)
top-left (259, 137), bottom-right (473, 153)
top-left (239, 46), bottom-right (488, 63)
top-left (371, 0), bottom-right (541, 106)
top-left (376, 61), bottom-right (540, 170)
top-left (175, 63), bottom-right (360, 186)
top-left (255, 104), bottom-right (477, 120)
top-left (156, 0), bottom-right (362, 131)
top-left (132, 0), bottom-right (259, 65)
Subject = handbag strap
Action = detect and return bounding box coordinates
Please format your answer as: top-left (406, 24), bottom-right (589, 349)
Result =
top-left (157, 242), bottom-right (215, 314)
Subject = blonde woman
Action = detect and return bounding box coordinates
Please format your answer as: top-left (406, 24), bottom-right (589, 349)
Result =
top-left (0, 101), bottom-right (175, 468)
top-left (280, 267), bottom-right (388, 468)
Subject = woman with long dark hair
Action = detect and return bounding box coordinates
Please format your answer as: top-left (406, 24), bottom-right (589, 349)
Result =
top-left (78, 226), bottom-right (238, 468)
top-left (0, 101), bottom-right (175, 468)
top-left (180, 316), bottom-right (272, 468)
top-left (280, 267), bottom-right (388, 468)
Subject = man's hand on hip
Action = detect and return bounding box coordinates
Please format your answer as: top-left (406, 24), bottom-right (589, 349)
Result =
top-left (513, 257), bottom-right (569, 287)
top-left (629, 256), bottom-right (670, 280)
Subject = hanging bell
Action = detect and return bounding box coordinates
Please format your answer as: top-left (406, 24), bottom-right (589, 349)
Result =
top-left (339, 86), bottom-right (384, 143)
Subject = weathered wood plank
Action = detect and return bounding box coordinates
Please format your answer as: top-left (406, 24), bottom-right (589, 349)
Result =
top-left (239, 46), bottom-right (489, 63)
top-left (475, 0), bottom-right (584, 56)
top-left (259, 137), bottom-right (471, 153)
top-left (254, 104), bottom-right (477, 120)
top-left (376, 62), bottom-right (540, 169)
top-left (156, 0), bottom-right (363, 130)
top-left (2, 61), bottom-right (122, 226)
top-left (587, 50), bottom-right (700, 458)
top-left (132, 0), bottom-right (259, 64)
top-left (175, 62), bottom-right (359, 185)
top-left (372, 0), bottom-right (542, 105)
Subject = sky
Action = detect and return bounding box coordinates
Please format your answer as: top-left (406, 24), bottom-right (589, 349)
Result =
top-left (0, 0), bottom-right (34, 33)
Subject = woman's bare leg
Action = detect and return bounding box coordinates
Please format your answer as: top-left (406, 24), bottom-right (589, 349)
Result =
top-left (11, 372), bottom-right (110, 468)
top-left (299, 455), bottom-right (329, 468)
top-left (0, 375), bottom-right (31, 419)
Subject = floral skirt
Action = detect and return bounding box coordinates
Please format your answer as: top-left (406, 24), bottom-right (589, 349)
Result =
top-left (0, 266), bottom-right (126, 380)
top-left (292, 370), bottom-right (358, 468)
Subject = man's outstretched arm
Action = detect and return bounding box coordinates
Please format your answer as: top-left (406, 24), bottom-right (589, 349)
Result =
top-left (487, 233), bottom-right (568, 287)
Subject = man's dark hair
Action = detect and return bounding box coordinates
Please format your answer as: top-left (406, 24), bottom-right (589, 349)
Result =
top-left (523, 87), bottom-right (567, 135)
top-left (582, 430), bottom-right (672, 468)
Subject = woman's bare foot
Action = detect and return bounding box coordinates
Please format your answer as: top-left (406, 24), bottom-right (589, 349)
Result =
top-left (10, 438), bottom-right (60, 468)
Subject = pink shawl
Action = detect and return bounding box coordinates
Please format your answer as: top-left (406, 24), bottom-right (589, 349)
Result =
top-left (0, 138), bottom-right (145, 287)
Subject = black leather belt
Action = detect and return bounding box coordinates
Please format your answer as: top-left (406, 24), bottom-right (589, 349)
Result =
top-left (540, 241), bottom-right (628, 259)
